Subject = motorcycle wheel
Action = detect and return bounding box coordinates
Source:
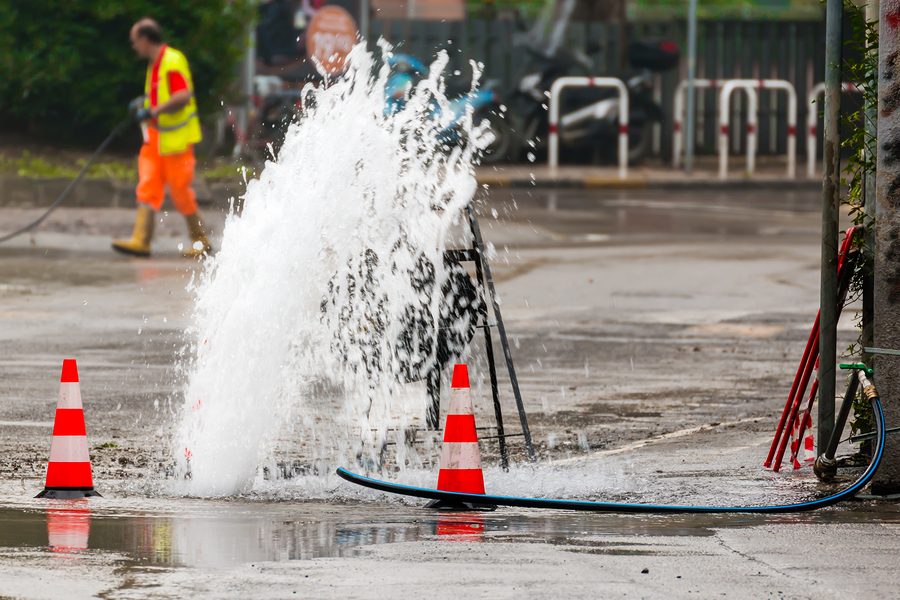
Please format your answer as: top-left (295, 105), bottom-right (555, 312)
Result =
top-left (476, 109), bottom-right (515, 164)
top-left (627, 123), bottom-right (653, 164)
top-left (260, 100), bottom-right (297, 161)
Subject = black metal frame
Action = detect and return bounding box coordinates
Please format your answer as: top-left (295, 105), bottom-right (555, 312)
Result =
top-left (426, 204), bottom-right (536, 467)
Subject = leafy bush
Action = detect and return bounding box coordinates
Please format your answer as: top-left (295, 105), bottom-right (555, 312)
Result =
top-left (0, 0), bottom-right (253, 144)
top-left (0, 151), bottom-right (137, 180)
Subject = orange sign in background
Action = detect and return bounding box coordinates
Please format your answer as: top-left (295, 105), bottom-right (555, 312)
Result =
top-left (306, 5), bottom-right (358, 74)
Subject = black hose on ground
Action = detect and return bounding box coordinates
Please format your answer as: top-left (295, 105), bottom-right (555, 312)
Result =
top-left (336, 391), bottom-right (886, 513)
top-left (0, 118), bottom-right (131, 245)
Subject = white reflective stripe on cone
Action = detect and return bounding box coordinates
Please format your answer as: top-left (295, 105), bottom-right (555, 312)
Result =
top-left (440, 442), bottom-right (482, 470)
top-left (49, 436), bottom-right (91, 463)
top-left (447, 388), bottom-right (474, 415)
top-left (56, 382), bottom-right (83, 410)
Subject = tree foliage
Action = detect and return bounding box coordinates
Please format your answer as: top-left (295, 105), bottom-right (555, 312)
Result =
top-left (0, 0), bottom-right (253, 143)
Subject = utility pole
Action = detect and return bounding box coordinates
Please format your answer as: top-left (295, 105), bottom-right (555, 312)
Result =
top-left (818, 0), bottom-right (842, 454)
top-left (873, 0), bottom-right (900, 493)
top-left (236, 25), bottom-right (256, 161)
top-left (360, 0), bottom-right (370, 43)
top-left (684, 0), bottom-right (698, 175)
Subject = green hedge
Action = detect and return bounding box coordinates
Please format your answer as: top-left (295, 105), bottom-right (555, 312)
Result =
top-left (0, 1), bottom-right (253, 144)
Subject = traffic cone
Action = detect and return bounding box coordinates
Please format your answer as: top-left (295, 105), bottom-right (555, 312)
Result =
top-left (427, 364), bottom-right (493, 510)
top-left (788, 412), bottom-right (815, 470)
top-left (804, 427), bottom-right (816, 463)
top-left (36, 360), bottom-right (101, 499)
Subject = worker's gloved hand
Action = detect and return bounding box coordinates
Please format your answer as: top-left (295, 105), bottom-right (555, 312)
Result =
top-left (133, 107), bottom-right (153, 123)
top-left (128, 96), bottom-right (145, 117)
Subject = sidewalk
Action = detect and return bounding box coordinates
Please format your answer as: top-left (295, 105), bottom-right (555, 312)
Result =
top-left (475, 156), bottom-right (820, 191)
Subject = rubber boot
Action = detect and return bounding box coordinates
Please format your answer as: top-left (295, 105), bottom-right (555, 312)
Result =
top-left (112, 204), bottom-right (155, 257)
top-left (182, 212), bottom-right (211, 258)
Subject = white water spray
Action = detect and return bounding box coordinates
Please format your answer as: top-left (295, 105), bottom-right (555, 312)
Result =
top-left (174, 45), bottom-right (490, 496)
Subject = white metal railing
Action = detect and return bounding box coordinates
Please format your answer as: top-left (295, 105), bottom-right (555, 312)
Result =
top-left (673, 79), bottom-right (797, 179)
top-left (719, 80), bottom-right (796, 179)
top-left (717, 81), bottom-right (760, 179)
top-left (548, 77), bottom-right (629, 179)
top-left (806, 82), bottom-right (862, 177)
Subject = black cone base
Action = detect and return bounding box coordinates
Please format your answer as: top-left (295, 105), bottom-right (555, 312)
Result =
top-left (425, 499), bottom-right (496, 511)
top-left (36, 488), bottom-right (102, 499)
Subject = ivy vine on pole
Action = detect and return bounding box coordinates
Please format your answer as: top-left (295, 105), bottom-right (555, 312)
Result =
top-left (837, 1), bottom-right (878, 439)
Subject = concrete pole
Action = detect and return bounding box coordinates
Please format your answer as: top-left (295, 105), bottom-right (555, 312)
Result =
top-left (818, 0), bottom-right (842, 454)
top-left (873, 0), bottom-right (900, 493)
top-left (360, 0), bottom-right (370, 43)
top-left (684, 0), bottom-right (699, 175)
top-left (236, 25), bottom-right (256, 156)
top-left (862, 0), bottom-right (878, 370)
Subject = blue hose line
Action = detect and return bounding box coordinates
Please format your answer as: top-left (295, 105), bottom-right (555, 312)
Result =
top-left (336, 395), bottom-right (885, 513)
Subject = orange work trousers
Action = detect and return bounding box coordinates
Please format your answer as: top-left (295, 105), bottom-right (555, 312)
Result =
top-left (136, 128), bottom-right (198, 216)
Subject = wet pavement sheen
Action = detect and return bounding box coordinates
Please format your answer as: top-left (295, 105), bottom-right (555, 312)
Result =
top-left (2, 189), bottom-right (892, 598)
top-left (3, 499), bottom-right (900, 568)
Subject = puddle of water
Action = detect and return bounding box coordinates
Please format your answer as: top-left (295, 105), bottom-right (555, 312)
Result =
top-left (2, 499), bottom-right (898, 569)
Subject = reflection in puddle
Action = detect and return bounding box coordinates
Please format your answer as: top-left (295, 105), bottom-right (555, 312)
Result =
top-left (46, 501), bottom-right (90, 554)
top-left (1, 501), bottom-right (899, 569)
top-left (436, 512), bottom-right (485, 542)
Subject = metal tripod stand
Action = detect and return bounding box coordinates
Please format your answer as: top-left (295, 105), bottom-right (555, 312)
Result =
top-left (425, 203), bottom-right (536, 467)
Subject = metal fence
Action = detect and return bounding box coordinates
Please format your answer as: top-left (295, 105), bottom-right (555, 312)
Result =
top-left (370, 18), bottom-right (834, 160)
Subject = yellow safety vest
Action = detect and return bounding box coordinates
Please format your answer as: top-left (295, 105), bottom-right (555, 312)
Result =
top-left (144, 46), bottom-right (202, 155)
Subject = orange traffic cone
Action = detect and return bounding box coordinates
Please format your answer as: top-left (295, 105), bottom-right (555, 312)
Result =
top-left (36, 360), bottom-right (101, 499)
top-left (427, 364), bottom-right (493, 510)
top-left (791, 413), bottom-right (815, 468)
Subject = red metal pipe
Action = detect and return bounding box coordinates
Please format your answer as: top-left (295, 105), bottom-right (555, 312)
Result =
top-left (773, 330), bottom-right (819, 471)
top-left (788, 228), bottom-right (858, 467)
top-left (769, 227), bottom-right (857, 471)
top-left (764, 312), bottom-right (819, 467)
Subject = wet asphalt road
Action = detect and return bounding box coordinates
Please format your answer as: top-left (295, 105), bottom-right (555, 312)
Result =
top-left (3, 187), bottom-right (899, 599)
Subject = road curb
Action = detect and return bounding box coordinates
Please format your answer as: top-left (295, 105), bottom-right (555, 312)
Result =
top-left (645, 178), bottom-right (821, 191)
top-left (0, 175), bottom-right (242, 210)
top-left (475, 175), bottom-right (821, 191)
top-left (1, 174), bottom-right (820, 209)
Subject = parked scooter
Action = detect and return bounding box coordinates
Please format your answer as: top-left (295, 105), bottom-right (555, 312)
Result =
top-left (503, 39), bottom-right (679, 163)
top-left (384, 55), bottom-right (512, 163)
top-left (218, 55), bottom-right (508, 165)
top-left (212, 73), bottom-right (321, 164)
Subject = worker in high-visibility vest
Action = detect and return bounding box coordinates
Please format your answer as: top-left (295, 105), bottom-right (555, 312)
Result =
top-left (113, 17), bottom-right (210, 258)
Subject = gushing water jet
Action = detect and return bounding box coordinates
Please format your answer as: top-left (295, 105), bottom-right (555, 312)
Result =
top-left (173, 44), bottom-right (498, 496)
